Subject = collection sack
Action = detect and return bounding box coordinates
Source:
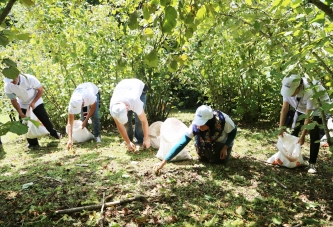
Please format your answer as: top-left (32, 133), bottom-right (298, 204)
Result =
top-left (26, 108), bottom-right (49, 139)
top-left (156, 118), bottom-right (192, 161)
top-left (267, 133), bottom-right (304, 168)
top-left (66, 120), bottom-right (94, 143)
top-left (149, 121), bottom-right (163, 149)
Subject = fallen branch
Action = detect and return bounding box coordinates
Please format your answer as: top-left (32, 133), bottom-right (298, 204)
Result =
top-left (273, 177), bottom-right (287, 189)
top-left (55, 196), bottom-right (145, 215)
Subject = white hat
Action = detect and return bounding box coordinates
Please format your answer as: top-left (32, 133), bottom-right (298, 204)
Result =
top-left (192, 105), bottom-right (214, 126)
top-left (111, 103), bottom-right (128, 124)
top-left (69, 95), bottom-right (82, 114)
top-left (280, 74), bottom-right (301, 97)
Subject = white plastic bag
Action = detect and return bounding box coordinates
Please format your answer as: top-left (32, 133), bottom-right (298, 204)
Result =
top-left (267, 133), bottom-right (304, 168)
top-left (66, 120), bottom-right (94, 143)
top-left (156, 118), bottom-right (192, 161)
top-left (320, 117), bottom-right (333, 147)
top-left (149, 121), bottom-right (163, 149)
top-left (26, 108), bottom-right (49, 139)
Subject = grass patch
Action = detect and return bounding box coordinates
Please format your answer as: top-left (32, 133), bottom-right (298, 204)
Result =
top-left (0, 111), bottom-right (332, 226)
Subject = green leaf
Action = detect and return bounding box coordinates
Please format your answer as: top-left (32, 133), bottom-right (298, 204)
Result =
top-left (2, 58), bottom-right (17, 67)
top-left (168, 60), bottom-right (178, 72)
top-left (281, 0), bottom-right (291, 7)
top-left (128, 12), bottom-right (138, 30)
top-left (253, 21), bottom-right (260, 30)
top-left (160, 0), bottom-right (168, 7)
top-left (185, 27), bottom-right (194, 39)
top-left (184, 14), bottom-right (194, 24)
top-left (144, 50), bottom-right (159, 67)
top-left (196, 5), bottom-right (207, 22)
top-left (143, 4), bottom-right (150, 20)
top-left (162, 6), bottom-right (177, 33)
top-left (9, 121), bottom-right (28, 135)
top-left (310, 13), bottom-right (325, 24)
top-left (312, 90), bottom-right (327, 99)
top-left (27, 118), bottom-right (41, 128)
top-left (145, 50), bottom-right (157, 61)
top-left (272, 217), bottom-right (282, 225)
top-left (235, 206), bottom-right (245, 215)
top-left (20, 0), bottom-right (35, 6)
top-left (303, 122), bottom-right (317, 131)
top-left (2, 66), bottom-right (20, 79)
top-left (16, 33), bottom-right (31, 40)
top-left (302, 218), bottom-right (319, 225)
top-left (0, 122), bottom-right (11, 136)
top-left (245, 0), bottom-right (252, 5)
top-left (0, 35), bottom-right (9, 47)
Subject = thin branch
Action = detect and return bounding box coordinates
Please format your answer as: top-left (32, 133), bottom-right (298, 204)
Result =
top-left (0, 0), bottom-right (17, 25)
top-left (308, 0), bottom-right (333, 21)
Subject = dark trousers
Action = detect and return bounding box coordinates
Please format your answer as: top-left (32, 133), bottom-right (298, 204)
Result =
top-left (196, 142), bottom-right (232, 164)
top-left (20, 104), bottom-right (59, 146)
top-left (292, 112), bottom-right (322, 164)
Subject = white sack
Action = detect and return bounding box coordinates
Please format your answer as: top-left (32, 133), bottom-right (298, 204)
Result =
top-left (149, 121), bottom-right (163, 149)
top-left (26, 108), bottom-right (49, 139)
top-left (320, 117), bottom-right (333, 147)
top-left (156, 118), bottom-right (192, 161)
top-left (66, 120), bottom-right (94, 143)
top-left (267, 133), bottom-right (304, 168)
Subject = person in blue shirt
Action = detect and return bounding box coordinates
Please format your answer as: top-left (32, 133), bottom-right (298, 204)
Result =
top-left (154, 105), bottom-right (237, 174)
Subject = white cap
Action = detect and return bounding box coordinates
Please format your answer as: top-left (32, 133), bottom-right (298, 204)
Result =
top-left (280, 74), bottom-right (301, 97)
top-left (111, 103), bottom-right (128, 124)
top-left (192, 105), bottom-right (214, 126)
top-left (69, 95), bottom-right (82, 114)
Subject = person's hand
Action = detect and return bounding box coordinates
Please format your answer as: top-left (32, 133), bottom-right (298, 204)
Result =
top-left (66, 140), bottom-right (73, 150)
top-left (126, 141), bottom-right (136, 152)
top-left (143, 139), bottom-right (150, 149)
top-left (278, 129), bottom-right (285, 137)
top-left (82, 119), bottom-right (88, 129)
top-left (220, 147), bottom-right (228, 159)
top-left (29, 102), bottom-right (36, 110)
top-left (297, 136), bottom-right (305, 145)
top-left (153, 160), bottom-right (167, 175)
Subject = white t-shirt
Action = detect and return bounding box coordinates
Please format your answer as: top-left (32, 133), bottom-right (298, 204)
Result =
top-left (283, 78), bottom-right (330, 116)
top-left (109, 79), bottom-right (145, 115)
top-left (185, 112), bottom-right (235, 143)
top-left (68, 82), bottom-right (99, 114)
top-left (4, 74), bottom-right (43, 109)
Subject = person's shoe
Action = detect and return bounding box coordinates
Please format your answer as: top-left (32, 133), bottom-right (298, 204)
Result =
top-left (95, 136), bottom-right (101, 143)
top-left (27, 144), bottom-right (40, 149)
top-left (135, 143), bottom-right (144, 151)
top-left (57, 132), bottom-right (62, 139)
top-left (308, 164), bottom-right (317, 174)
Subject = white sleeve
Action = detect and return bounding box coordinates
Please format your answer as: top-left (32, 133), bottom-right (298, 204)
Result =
top-left (184, 125), bottom-right (194, 138)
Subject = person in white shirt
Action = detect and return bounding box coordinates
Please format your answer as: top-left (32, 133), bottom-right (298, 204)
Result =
top-left (110, 78), bottom-right (150, 151)
top-left (66, 82), bottom-right (101, 150)
top-left (279, 74), bottom-right (331, 174)
top-left (4, 73), bottom-right (61, 148)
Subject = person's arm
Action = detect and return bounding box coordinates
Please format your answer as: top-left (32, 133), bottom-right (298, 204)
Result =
top-left (114, 118), bottom-right (136, 151)
top-left (29, 86), bottom-right (44, 110)
top-left (66, 114), bottom-right (75, 150)
top-left (10, 99), bottom-right (25, 118)
top-left (137, 110), bottom-right (150, 149)
top-left (154, 135), bottom-right (192, 174)
top-left (82, 102), bottom-right (97, 128)
top-left (220, 126), bottom-right (237, 159)
top-left (279, 101), bottom-right (290, 137)
top-left (298, 109), bottom-right (311, 145)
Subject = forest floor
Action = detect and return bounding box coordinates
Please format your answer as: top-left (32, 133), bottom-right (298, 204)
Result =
top-left (0, 110), bottom-right (332, 227)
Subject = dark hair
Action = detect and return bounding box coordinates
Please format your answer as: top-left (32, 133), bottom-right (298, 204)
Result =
top-left (204, 115), bottom-right (216, 136)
